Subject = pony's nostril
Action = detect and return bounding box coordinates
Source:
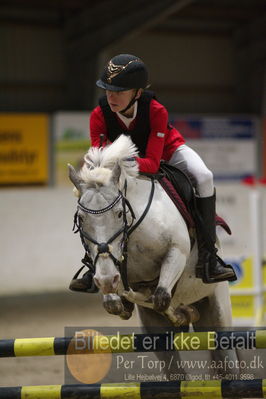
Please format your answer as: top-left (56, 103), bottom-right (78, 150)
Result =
top-left (93, 274), bottom-right (120, 294)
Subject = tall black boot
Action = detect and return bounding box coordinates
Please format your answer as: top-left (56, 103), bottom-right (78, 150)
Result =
top-left (69, 269), bottom-right (97, 293)
top-left (195, 192), bottom-right (236, 283)
top-left (69, 254), bottom-right (99, 293)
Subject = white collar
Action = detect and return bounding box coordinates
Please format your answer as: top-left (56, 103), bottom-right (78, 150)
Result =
top-left (116, 101), bottom-right (138, 128)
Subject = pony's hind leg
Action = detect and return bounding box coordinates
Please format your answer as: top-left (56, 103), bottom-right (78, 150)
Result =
top-left (193, 282), bottom-right (233, 327)
top-left (193, 283), bottom-right (241, 381)
top-left (153, 246), bottom-right (187, 312)
top-left (137, 305), bottom-right (188, 379)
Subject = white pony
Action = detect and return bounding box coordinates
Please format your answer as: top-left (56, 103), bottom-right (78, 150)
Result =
top-left (68, 135), bottom-right (233, 331)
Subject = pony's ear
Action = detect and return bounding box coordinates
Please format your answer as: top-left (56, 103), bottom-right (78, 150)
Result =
top-left (111, 162), bottom-right (121, 185)
top-left (68, 164), bottom-right (85, 195)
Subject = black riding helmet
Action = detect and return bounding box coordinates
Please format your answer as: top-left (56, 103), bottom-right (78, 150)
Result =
top-left (96, 54), bottom-right (149, 113)
top-left (96, 54), bottom-right (148, 92)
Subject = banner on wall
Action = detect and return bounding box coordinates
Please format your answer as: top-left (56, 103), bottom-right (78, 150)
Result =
top-left (228, 257), bottom-right (266, 322)
top-left (216, 183), bottom-right (266, 325)
top-left (53, 112), bottom-right (90, 185)
top-left (0, 113), bottom-right (49, 184)
top-left (169, 116), bottom-right (259, 180)
top-left (54, 113), bottom-right (259, 184)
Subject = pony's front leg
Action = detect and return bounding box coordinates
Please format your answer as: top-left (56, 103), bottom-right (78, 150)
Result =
top-left (153, 246), bottom-right (187, 312)
top-left (103, 293), bottom-right (134, 320)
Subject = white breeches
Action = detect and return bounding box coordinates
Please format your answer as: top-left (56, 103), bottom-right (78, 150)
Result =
top-left (168, 144), bottom-right (214, 198)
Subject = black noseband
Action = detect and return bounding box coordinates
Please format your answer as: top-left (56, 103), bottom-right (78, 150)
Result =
top-left (98, 242), bottom-right (110, 254)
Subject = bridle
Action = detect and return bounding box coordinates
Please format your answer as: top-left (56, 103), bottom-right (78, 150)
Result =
top-left (73, 178), bottom-right (155, 291)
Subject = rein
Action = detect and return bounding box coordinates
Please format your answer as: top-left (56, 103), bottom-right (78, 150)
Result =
top-left (73, 177), bottom-right (155, 291)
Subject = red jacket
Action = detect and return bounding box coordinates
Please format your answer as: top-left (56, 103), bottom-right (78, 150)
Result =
top-left (90, 98), bottom-right (185, 174)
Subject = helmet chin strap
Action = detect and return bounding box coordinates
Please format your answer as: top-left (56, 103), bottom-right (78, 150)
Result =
top-left (120, 89), bottom-right (139, 115)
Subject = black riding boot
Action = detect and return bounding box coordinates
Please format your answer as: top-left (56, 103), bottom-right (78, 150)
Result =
top-left (195, 192), bottom-right (236, 284)
top-left (69, 262), bottom-right (99, 293)
top-left (69, 270), bottom-right (92, 292)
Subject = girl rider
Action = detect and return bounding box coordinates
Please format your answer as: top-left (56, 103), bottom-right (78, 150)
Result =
top-left (70, 54), bottom-right (236, 292)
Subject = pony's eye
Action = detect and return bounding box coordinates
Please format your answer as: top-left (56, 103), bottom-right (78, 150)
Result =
top-left (118, 211), bottom-right (123, 219)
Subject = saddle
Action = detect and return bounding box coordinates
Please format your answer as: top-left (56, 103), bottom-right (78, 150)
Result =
top-left (140, 162), bottom-right (232, 235)
top-left (153, 162), bottom-right (231, 236)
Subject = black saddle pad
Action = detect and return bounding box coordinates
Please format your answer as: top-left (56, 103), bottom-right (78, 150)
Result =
top-left (158, 162), bottom-right (196, 211)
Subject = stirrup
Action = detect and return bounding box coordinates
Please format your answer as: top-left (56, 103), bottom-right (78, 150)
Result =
top-left (196, 254), bottom-right (237, 284)
top-left (69, 265), bottom-right (99, 293)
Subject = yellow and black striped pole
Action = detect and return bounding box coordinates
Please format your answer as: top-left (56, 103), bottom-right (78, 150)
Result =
top-left (0, 380), bottom-right (266, 399)
top-left (0, 337), bottom-right (71, 357)
top-left (1, 330), bottom-right (266, 357)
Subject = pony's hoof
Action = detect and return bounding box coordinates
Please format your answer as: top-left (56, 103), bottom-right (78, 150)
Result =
top-left (103, 294), bottom-right (123, 315)
top-left (119, 297), bottom-right (134, 320)
top-left (178, 304), bottom-right (200, 324)
top-left (153, 286), bottom-right (171, 312)
top-left (119, 311), bottom-right (132, 320)
top-left (172, 304), bottom-right (200, 327)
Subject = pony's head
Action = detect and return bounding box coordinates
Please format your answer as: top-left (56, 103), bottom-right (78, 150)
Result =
top-left (68, 135), bottom-right (138, 298)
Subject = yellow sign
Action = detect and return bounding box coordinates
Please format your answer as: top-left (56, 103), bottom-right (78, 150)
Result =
top-left (230, 257), bottom-right (266, 321)
top-left (231, 295), bottom-right (255, 318)
top-left (0, 113), bottom-right (49, 184)
top-left (230, 257), bottom-right (254, 291)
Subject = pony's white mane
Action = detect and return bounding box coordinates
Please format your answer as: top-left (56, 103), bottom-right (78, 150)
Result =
top-left (79, 135), bottom-right (139, 188)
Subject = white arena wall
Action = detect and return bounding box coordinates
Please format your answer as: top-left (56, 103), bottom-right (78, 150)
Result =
top-left (0, 186), bottom-right (83, 296)
top-left (0, 184), bottom-right (265, 286)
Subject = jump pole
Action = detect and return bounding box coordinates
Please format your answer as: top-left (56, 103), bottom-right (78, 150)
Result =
top-left (1, 329), bottom-right (266, 357)
top-left (0, 380), bottom-right (266, 399)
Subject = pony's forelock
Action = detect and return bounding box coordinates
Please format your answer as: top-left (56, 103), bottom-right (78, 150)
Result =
top-left (79, 166), bottom-right (112, 187)
top-left (80, 135), bottom-right (139, 187)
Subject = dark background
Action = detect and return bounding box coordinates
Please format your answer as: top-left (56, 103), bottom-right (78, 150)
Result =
top-left (0, 0), bottom-right (265, 116)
